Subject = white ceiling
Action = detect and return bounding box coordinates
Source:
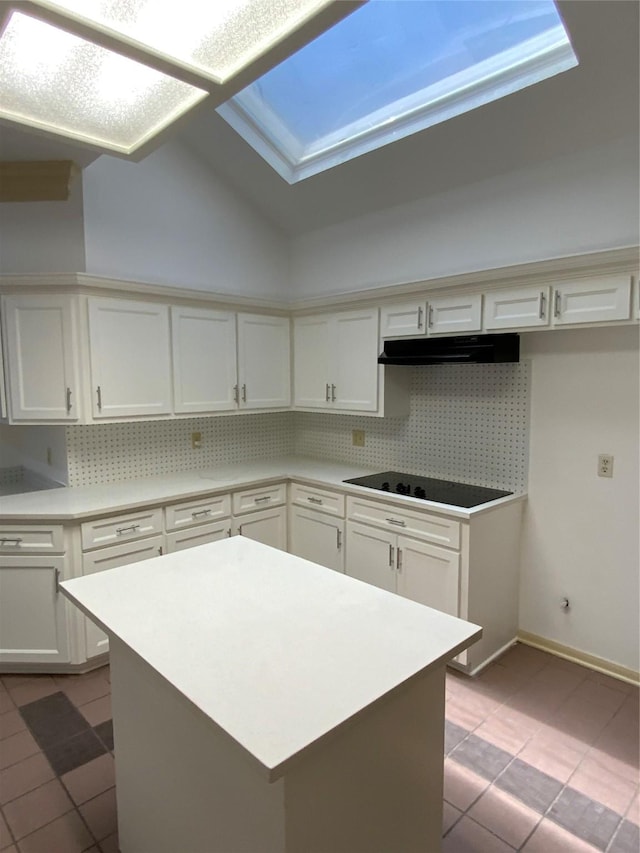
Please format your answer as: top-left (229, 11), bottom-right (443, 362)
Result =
top-left (1, 1), bottom-right (638, 236)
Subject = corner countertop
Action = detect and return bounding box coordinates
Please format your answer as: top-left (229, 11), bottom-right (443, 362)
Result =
top-left (0, 456), bottom-right (526, 522)
top-left (60, 536), bottom-right (481, 780)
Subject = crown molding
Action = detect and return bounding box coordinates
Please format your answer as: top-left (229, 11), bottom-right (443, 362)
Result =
top-left (1, 246), bottom-right (637, 315)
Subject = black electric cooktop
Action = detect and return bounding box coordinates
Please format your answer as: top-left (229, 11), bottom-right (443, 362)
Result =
top-left (343, 471), bottom-right (512, 508)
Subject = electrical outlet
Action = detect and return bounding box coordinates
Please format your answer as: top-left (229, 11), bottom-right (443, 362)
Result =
top-left (191, 431), bottom-right (202, 450)
top-left (598, 454), bottom-right (614, 478)
top-left (352, 429), bottom-right (365, 447)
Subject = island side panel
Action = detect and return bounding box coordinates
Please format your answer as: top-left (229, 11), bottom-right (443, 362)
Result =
top-left (283, 666), bottom-right (446, 853)
top-left (109, 637), bottom-right (287, 853)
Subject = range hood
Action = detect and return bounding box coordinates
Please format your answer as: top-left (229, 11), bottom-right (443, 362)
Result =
top-left (378, 333), bottom-right (519, 366)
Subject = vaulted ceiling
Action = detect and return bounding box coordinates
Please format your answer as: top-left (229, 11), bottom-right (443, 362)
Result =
top-left (1, 1), bottom-right (638, 236)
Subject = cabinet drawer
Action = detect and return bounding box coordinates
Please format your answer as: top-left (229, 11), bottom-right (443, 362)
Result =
top-left (289, 482), bottom-right (345, 517)
top-left (82, 535), bottom-right (164, 574)
top-left (166, 522), bottom-right (230, 553)
top-left (81, 508), bottom-right (163, 550)
top-left (346, 496), bottom-right (460, 550)
top-left (0, 524), bottom-right (64, 554)
top-left (165, 494), bottom-right (231, 531)
top-left (232, 482), bottom-right (287, 515)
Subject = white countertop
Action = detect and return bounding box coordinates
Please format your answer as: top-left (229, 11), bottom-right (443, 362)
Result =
top-left (60, 536), bottom-right (481, 780)
top-left (0, 456), bottom-right (525, 522)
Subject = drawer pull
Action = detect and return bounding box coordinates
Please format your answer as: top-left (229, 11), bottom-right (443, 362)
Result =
top-left (254, 496), bottom-right (271, 504)
top-left (325, 383), bottom-right (331, 402)
top-left (386, 517), bottom-right (406, 527)
top-left (336, 528), bottom-right (342, 549)
top-left (554, 289), bottom-right (561, 318)
top-left (54, 567), bottom-right (60, 594)
top-left (0, 537), bottom-right (23, 546)
top-left (388, 544), bottom-right (395, 567)
top-left (307, 496), bottom-right (323, 505)
top-left (191, 509), bottom-right (212, 518)
top-left (539, 291), bottom-right (546, 320)
top-left (66, 386), bottom-right (72, 413)
top-left (417, 306), bottom-right (423, 329)
top-left (116, 524), bottom-right (140, 536)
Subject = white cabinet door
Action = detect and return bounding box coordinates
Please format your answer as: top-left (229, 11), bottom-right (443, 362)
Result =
top-left (293, 315), bottom-right (332, 408)
top-left (396, 537), bottom-right (460, 618)
top-left (333, 308), bottom-right (379, 411)
top-left (345, 522), bottom-right (396, 593)
top-left (484, 287), bottom-right (550, 330)
top-left (82, 535), bottom-right (164, 659)
top-left (233, 506), bottom-right (287, 551)
top-left (88, 297), bottom-right (172, 419)
top-left (289, 507), bottom-right (344, 573)
top-left (0, 557), bottom-right (69, 664)
top-left (380, 301), bottom-right (427, 338)
top-left (427, 294), bottom-right (482, 335)
top-left (237, 314), bottom-right (291, 409)
top-left (2, 294), bottom-right (80, 421)
top-left (552, 275), bottom-right (632, 325)
top-left (171, 307), bottom-right (236, 413)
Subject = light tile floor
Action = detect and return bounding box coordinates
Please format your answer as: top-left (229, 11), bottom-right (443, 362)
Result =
top-left (0, 643), bottom-right (638, 852)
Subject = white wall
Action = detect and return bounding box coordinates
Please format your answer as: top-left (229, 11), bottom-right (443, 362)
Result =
top-left (519, 325), bottom-right (639, 672)
top-left (82, 140), bottom-right (290, 300)
top-left (0, 175), bottom-right (86, 273)
top-left (0, 424), bottom-right (68, 484)
top-left (290, 135), bottom-right (639, 298)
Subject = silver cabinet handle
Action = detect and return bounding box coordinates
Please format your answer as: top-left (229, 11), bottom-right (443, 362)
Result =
top-left (227, 528), bottom-right (232, 537)
top-left (96, 386), bottom-right (102, 411)
top-left (307, 496), bottom-right (323, 505)
top-left (158, 546), bottom-right (163, 556)
top-left (428, 305), bottom-right (434, 327)
top-left (233, 384), bottom-right (239, 404)
top-left (386, 517), bottom-right (406, 527)
top-left (554, 290), bottom-right (561, 318)
top-left (66, 387), bottom-right (72, 413)
top-left (0, 537), bottom-right (23, 546)
top-left (325, 383), bottom-right (331, 402)
top-left (191, 509), bottom-right (212, 518)
top-left (54, 567), bottom-right (60, 594)
top-left (116, 524), bottom-right (140, 536)
top-left (539, 292), bottom-right (546, 320)
top-left (388, 544), bottom-right (395, 567)
top-left (331, 383), bottom-right (336, 402)
top-left (397, 548), bottom-right (403, 572)
top-left (254, 496), bottom-right (271, 504)
top-left (336, 528), bottom-right (342, 550)
top-left (242, 384), bottom-right (247, 403)
top-left (417, 306), bottom-right (423, 329)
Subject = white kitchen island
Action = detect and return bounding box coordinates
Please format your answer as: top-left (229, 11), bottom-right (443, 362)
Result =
top-left (60, 536), bottom-right (481, 853)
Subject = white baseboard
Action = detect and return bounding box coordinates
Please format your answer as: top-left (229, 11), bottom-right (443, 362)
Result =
top-left (517, 630), bottom-right (639, 687)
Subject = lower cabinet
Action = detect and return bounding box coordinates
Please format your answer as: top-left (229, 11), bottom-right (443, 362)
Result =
top-left (82, 535), bottom-right (164, 659)
top-left (232, 505), bottom-right (287, 550)
top-left (0, 556), bottom-right (69, 665)
top-left (165, 522), bottom-right (230, 553)
top-left (289, 506), bottom-right (345, 573)
top-left (346, 522), bottom-right (459, 616)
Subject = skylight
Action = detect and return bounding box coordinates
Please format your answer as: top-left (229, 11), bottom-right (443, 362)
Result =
top-left (217, 0), bottom-right (578, 183)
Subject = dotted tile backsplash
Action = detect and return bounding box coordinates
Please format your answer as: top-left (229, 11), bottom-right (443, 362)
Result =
top-left (66, 362), bottom-right (529, 492)
top-left (66, 413), bottom-right (294, 487)
top-left (294, 362), bottom-right (530, 493)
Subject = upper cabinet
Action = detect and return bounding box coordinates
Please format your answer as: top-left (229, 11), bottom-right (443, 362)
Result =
top-left (294, 308), bottom-right (379, 413)
top-left (381, 294), bottom-right (482, 338)
top-left (1, 294), bottom-right (81, 422)
top-left (237, 313), bottom-right (291, 409)
top-left (171, 307), bottom-right (237, 414)
top-left (171, 308), bottom-right (290, 413)
top-left (484, 286), bottom-right (551, 330)
top-left (380, 301), bottom-right (427, 338)
top-left (88, 298), bottom-right (172, 419)
top-left (551, 275), bottom-right (632, 326)
top-left (427, 293), bottom-right (482, 335)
